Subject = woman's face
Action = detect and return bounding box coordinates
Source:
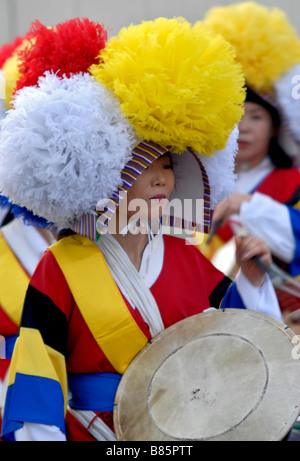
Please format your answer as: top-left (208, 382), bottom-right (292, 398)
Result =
top-left (237, 102), bottom-right (275, 168)
top-left (126, 154), bottom-right (175, 222)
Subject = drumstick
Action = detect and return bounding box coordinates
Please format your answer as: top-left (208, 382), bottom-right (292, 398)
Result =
top-left (267, 262), bottom-right (300, 298)
top-left (205, 218), bottom-right (223, 246)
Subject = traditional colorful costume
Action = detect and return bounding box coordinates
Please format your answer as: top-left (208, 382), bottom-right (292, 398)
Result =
top-left (203, 2), bottom-right (300, 311)
top-left (0, 17), bottom-right (281, 441)
top-left (0, 220), bottom-right (53, 411)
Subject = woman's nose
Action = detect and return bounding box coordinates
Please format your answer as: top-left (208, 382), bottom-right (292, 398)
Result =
top-left (151, 167), bottom-right (166, 186)
top-left (238, 115), bottom-right (249, 132)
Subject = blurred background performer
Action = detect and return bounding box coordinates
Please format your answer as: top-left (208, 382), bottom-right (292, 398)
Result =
top-left (0, 17), bottom-right (109, 439)
top-left (0, 34), bottom-right (57, 439)
top-left (202, 2), bottom-right (300, 330)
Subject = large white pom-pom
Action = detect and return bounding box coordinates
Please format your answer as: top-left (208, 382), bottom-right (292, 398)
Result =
top-left (0, 72), bottom-right (138, 229)
top-left (275, 63), bottom-right (300, 143)
top-left (200, 126), bottom-right (238, 207)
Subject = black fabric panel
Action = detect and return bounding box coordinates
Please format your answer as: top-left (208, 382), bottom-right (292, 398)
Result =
top-left (20, 285), bottom-right (68, 357)
top-left (209, 276), bottom-right (232, 308)
top-left (1, 208), bottom-right (14, 226)
top-left (285, 186), bottom-right (300, 206)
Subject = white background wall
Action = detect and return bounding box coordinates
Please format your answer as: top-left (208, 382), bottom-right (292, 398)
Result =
top-left (1, 0), bottom-right (300, 46)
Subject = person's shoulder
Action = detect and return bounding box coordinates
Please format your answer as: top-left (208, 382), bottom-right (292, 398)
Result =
top-left (273, 166), bottom-right (300, 181)
top-left (260, 166), bottom-right (300, 202)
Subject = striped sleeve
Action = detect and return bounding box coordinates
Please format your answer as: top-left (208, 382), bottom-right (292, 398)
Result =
top-left (1, 251), bottom-right (70, 441)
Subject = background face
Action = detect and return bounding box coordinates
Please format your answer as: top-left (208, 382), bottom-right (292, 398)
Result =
top-left (237, 102), bottom-right (275, 167)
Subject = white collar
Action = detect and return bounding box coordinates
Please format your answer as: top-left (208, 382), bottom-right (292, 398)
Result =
top-left (105, 230), bottom-right (164, 288)
top-left (235, 157), bottom-right (274, 194)
top-left (96, 230), bottom-right (165, 337)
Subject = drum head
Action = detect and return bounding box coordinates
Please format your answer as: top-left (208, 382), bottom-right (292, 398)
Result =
top-left (113, 309), bottom-right (300, 441)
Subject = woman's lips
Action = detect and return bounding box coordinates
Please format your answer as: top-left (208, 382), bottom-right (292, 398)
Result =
top-left (151, 194), bottom-right (167, 201)
top-left (238, 140), bottom-right (250, 148)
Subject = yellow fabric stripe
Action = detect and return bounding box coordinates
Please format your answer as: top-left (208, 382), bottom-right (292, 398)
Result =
top-left (8, 327), bottom-right (68, 413)
top-left (293, 200), bottom-right (300, 210)
top-left (50, 235), bottom-right (148, 374)
top-left (0, 231), bottom-right (29, 325)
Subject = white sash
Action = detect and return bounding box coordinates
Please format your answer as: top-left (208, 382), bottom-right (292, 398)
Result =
top-left (96, 232), bottom-right (165, 338)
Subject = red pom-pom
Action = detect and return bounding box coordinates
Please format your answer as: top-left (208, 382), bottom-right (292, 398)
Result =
top-left (15, 18), bottom-right (108, 92)
top-left (0, 35), bottom-right (25, 68)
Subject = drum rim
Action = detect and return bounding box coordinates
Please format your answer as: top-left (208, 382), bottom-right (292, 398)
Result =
top-left (113, 309), bottom-right (300, 441)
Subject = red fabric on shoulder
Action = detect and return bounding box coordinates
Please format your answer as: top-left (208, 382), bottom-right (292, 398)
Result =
top-left (255, 167), bottom-right (300, 203)
top-left (30, 249), bottom-right (74, 318)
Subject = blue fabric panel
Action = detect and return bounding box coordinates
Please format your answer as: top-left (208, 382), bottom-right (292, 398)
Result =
top-left (1, 373), bottom-right (65, 440)
top-left (68, 372), bottom-right (122, 412)
top-left (220, 282), bottom-right (246, 310)
top-left (287, 207), bottom-right (300, 277)
top-left (5, 335), bottom-right (18, 360)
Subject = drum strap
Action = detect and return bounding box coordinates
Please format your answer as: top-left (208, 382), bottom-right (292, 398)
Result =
top-left (49, 235), bottom-right (149, 374)
top-left (0, 231), bottom-right (29, 326)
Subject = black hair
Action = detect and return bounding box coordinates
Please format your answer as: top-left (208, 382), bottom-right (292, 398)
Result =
top-left (161, 151), bottom-right (174, 169)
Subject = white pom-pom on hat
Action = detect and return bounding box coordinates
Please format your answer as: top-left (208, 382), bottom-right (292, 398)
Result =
top-left (201, 126), bottom-right (239, 208)
top-left (0, 72), bottom-right (139, 229)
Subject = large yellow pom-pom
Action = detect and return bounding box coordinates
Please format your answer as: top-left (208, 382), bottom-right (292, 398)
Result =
top-left (90, 17), bottom-right (245, 156)
top-left (204, 2), bottom-right (300, 95)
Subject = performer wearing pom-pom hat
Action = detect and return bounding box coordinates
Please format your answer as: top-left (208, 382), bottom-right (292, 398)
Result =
top-left (0, 17), bottom-right (281, 441)
top-left (0, 34), bottom-right (59, 440)
top-left (203, 2), bottom-right (300, 318)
